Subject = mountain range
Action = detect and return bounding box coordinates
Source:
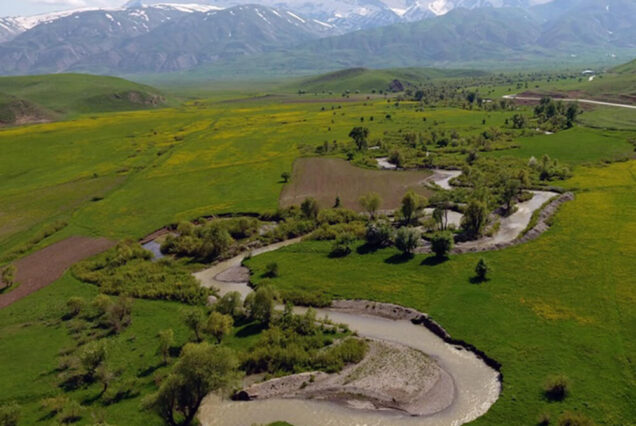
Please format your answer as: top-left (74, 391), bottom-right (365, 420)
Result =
top-left (0, 0), bottom-right (634, 76)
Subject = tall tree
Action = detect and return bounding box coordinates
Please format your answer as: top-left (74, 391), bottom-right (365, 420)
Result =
top-left (359, 192), bottom-right (382, 219)
top-left (143, 343), bottom-right (240, 426)
top-left (349, 127), bottom-right (369, 151)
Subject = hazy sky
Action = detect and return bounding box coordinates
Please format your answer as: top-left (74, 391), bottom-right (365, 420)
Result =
top-left (0, 0), bottom-right (124, 17)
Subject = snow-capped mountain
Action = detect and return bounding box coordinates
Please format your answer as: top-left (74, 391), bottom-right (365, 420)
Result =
top-left (0, 4), bottom-right (335, 75)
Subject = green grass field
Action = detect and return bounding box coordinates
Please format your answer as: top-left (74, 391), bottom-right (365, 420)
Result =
top-left (488, 127), bottom-right (635, 166)
top-left (246, 161), bottom-right (636, 424)
top-left (1, 70), bottom-right (635, 425)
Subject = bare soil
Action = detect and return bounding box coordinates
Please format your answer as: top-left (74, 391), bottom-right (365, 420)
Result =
top-left (0, 236), bottom-right (115, 309)
top-left (280, 158), bottom-right (432, 211)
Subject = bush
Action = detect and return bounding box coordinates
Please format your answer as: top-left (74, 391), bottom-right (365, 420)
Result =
top-left (215, 291), bottom-right (243, 319)
top-left (300, 197), bottom-right (320, 220)
top-left (317, 208), bottom-right (359, 225)
top-left (1, 265), bottom-right (16, 289)
top-left (544, 374), bottom-right (570, 401)
top-left (461, 199), bottom-right (489, 239)
top-left (73, 242), bottom-right (207, 305)
top-left (430, 231), bottom-right (454, 258)
top-left (395, 227), bottom-right (420, 255)
top-left (364, 222), bottom-right (394, 248)
top-left (558, 412), bottom-right (594, 426)
top-left (92, 294), bottom-right (113, 316)
top-left (330, 233), bottom-right (355, 257)
top-left (0, 402), bottom-right (19, 426)
top-left (537, 412), bottom-right (551, 426)
top-left (244, 287), bottom-right (276, 326)
top-left (66, 297), bottom-right (85, 318)
top-left (264, 262), bottom-right (279, 278)
top-left (206, 312), bottom-right (233, 343)
top-left (475, 258), bottom-right (488, 281)
top-left (79, 341), bottom-right (107, 379)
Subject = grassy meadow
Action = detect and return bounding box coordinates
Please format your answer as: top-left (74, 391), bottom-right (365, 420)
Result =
top-left (1, 70), bottom-right (635, 425)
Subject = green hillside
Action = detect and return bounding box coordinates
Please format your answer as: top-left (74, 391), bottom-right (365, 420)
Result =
top-left (0, 74), bottom-right (167, 126)
top-left (293, 67), bottom-right (488, 93)
top-left (612, 58), bottom-right (636, 74)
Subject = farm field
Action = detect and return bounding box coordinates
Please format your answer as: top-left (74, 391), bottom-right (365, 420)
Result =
top-left (280, 157), bottom-right (432, 210)
top-left (247, 160), bottom-right (636, 425)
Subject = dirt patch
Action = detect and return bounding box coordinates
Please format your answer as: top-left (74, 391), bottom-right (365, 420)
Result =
top-left (280, 158), bottom-right (432, 211)
top-left (238, 339), bottom-right (454, 416)
top-left (215, 266), bottom-right (250, 283)
top-left (0, 236), bottom-right (115, 309)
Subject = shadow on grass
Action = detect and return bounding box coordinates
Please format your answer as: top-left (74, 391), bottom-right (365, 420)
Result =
top-left (469, 276), bottom-right (490, 284)
top-left (138, 363), bottom-right (163, 378)
top-left (384, 253), bottom-right (413, 264)
top-left (356, 243), bottom-right (379, 255)
top-left (420, 256), bottom-right (448, 266)
top-left (235, 322), bottom-right (266, 338)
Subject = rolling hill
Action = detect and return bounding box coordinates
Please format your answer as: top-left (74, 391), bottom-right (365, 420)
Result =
top-left (0, 74), bottom-right (166, 126)
top-left (612, 58), bottom-right (636, 74)
top-left (293, 67), bottom-right (488, 93)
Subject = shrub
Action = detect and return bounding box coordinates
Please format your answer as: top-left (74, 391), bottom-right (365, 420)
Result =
top-left (244, 287), bottom-right (276, 326)
top-left (79, 341), bottom-right (107, 379)
top-left (158, 329), bottom-right (174, 364)
top-left (106, 296), bottom-right (133, 333)
top-left (0, 402), bottom-right (19, 426)
top-left (264, 262), bottom-right (279, 278)
top-left (317, 208), bottom-right (359, 225)
top-left (544, 374), bottom-right (570, 401)
top-left (300, 197), bottom-right (320, 220)
top-left (182, 308), bottom-right (206, 342)
top-left (215, 291), bottom-right (243, 319)
top-left (205, 312), bottom-right (233, 343)
top-left (281, 171), bottom-right (291, 183)
top-left (364, 222), bottom-right (394, 248)
top-left (92, 294), bottom-right (113, 317)
top-left (1, 265), bottom-right (16, 289)
top-left (558, 412), bottom-right (594, 426)
top-left (395, 227), bottom-right (420, 256)
top-left (330, 233), bottom-right (355, 257)
top-left (537, 412), bottom-right (551, 426)
top-left (475, 258), bottom-right (488, 281)
top-left (66, 297), bottom-right (85, 318)
top-left (59, 399), bottom-right (82, 423)
top-left (430, 231), bottom-right (454, 259)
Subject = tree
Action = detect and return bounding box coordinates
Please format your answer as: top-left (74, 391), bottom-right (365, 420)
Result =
top-left (501, 179), bottom-right (521, 214)
top-left (300, 197), bottom-right (319, 220)
top-left (182, 309), bottom-right (206, 342)
top-left (349, 127), bottom-right (369, 151)
top-left (511, 113), bottom-right (526, 129)
top-left (401, 191), bottom-right (426, 224)
top-left (281, 171), bottom-right (291, 183)
top-left (461, 200), bottom-right (489, 239)
top-left (206, 312), bottom-right (233, 343)
top-left (475, 258), bottom-right (488, 281)
top-left (244, 287), bottom-right (276, 326)
top-left (199, 223), bottom-right (233, 260)
top-left (358, 192), bottom-right (382, 219)
top-left (1, 265), bottom-right (15, 289)
top-left (215, 292), bottom-right (243, 319)
top-left (143, 343), bottom-right (240, 426)
top-left (544, 374), bottom-right (570, 401)
top-left (395, 227), bottom-right (420, 256)
top-left (158, 329), bottom-right (175, 364)
top-left (430, 231), bottom-right (454, 259)
top-left (565, 103), bottom-right (580, 127)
